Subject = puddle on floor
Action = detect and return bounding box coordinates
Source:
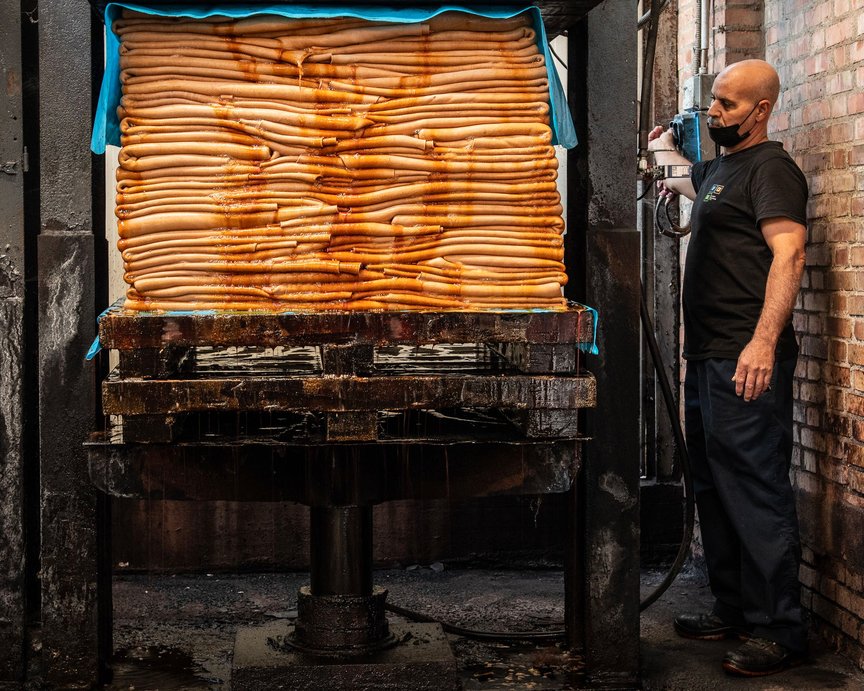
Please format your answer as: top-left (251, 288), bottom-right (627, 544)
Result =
top-left (107, 646), bottom-right (218, 690)
top-left (456, 639), bottom-right (584, 690)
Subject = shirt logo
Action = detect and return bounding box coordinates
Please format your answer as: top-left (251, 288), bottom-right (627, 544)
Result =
top-left (703, 184), bottom-right (724, 202)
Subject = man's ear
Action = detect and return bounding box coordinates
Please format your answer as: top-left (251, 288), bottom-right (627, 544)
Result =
top-left (756, 99), bottom-right (771, 121)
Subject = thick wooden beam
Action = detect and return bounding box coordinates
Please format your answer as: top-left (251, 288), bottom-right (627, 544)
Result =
top-left (102, 372), bottom-right (596, 416)
top-left (99, 306), bottom-right (595, 350)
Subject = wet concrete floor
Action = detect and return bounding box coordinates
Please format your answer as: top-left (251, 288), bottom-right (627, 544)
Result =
top-left (108, 566), bottom-right (864, 689)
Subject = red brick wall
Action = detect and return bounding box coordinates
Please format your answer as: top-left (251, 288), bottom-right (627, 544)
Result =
top-left (766, 0), bottom-right (864, 669)
top-left (676, 0), bottom-right (765, 97)
top-left (675, 0), bottom-right (864, 670)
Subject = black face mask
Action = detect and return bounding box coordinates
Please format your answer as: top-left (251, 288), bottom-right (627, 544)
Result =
top-left (708, 102), bottom-right (760, 148)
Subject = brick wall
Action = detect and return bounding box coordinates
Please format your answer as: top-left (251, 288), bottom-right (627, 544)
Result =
top-left (676, 0), bottom-right (765, 93)
top-left (674, 0), bottom-right (864, 670)
top-left (766, 0), bottom-right (864, 669)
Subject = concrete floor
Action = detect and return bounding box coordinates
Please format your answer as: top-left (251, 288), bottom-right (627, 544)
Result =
top-left (639, 569), bottom-right (862, 690)
top-left (108, 566), bottom-right (864, 689)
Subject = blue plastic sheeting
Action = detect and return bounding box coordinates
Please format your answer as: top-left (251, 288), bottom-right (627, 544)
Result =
top-left (85, 298), bottom-right (221, 359)
top-left (581, 305), bottom-right (599, 355)
top-left (90, 2), bottom-right (577, 152)
top-left (85, 301), bottom-right (120, 360)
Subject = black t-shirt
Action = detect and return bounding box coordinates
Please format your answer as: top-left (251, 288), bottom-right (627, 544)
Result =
top-left (684, 141), bottom-right (808, 361)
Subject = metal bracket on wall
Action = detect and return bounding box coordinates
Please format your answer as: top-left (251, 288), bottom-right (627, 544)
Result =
top-left (1, 161), bottom-right (20, 175)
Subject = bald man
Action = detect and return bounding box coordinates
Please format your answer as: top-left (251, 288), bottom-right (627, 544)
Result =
top-left (648, 59), bottom-right (809, 677)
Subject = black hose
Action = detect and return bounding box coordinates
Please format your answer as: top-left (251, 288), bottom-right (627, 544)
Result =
top-left (637, 178), bottom-right (656, 201)
top-left (637, 280), bottom-right (696, 611)
top-left (638, 0), bottom-right (670, 30)
top-left (636, 0), bottom-right (696, 612)
top-left (654, 194), bottom-right (691, 237)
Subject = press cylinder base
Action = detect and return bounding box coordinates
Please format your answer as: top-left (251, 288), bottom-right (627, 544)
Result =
top-left (289, 585), bottom-right (395, 656)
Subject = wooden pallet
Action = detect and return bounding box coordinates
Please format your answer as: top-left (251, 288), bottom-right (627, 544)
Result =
top-left (97, 304), bottom-right (596, 444)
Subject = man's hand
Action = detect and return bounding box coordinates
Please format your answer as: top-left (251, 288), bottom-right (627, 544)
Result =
top-left (733, 337), bottom-right (775, 401)
top-left (656, 180), bottom-right (678, 200)
top-left (645, 125), bottom-right (697, 201)
top-left (647, 125), bottom-right (676, 153)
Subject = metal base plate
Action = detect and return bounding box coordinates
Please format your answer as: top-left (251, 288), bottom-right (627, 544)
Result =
top-left (232, 621), bottom-right (459, 691)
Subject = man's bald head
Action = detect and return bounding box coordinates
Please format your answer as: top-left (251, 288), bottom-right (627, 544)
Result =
top-left (716, 59), bottom-right (780, 109)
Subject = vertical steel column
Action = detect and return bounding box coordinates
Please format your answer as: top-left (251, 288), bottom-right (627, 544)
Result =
top-left (582, 0), bottom-right (641, 687)
top-left (564, 17), bottom-right (588, 658)
top-left (0, 0), bottom-right (27, 682)
top-left (310, 506), bottom-right (374, 596)
top-left (37, 0), bottom-right (101, 685)
top-left (293, 504), bottom-right (390, 654)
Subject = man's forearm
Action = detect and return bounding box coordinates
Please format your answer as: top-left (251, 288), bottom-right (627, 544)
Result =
top-left (752, 250), bottom-right (806, 347)
top-left (652, 151), bottom-right (696, 200)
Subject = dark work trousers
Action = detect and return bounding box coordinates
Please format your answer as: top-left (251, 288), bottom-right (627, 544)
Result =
top-left (684, 356), bottom-right (807, 654)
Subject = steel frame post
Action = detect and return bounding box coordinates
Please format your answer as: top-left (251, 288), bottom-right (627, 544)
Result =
top-left (0, 0), bottom-right (27, 681)
top-left (579, 0), bottom-right (642, 687)
top-left (37, 0), bottom-right (103, 685)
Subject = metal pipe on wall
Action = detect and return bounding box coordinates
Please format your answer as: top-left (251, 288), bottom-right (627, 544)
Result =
top-left (694, 0), bottom-right (703, 72)
top-left (699, 0), bottom-right (710, 74)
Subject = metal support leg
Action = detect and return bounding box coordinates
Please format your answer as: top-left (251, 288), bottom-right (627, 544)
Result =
top-left (232, 501), bottom-right (458, 690)
top-left (291, 505), bottom-right (393, 656)
top-left (310, 506), bottom-right (373, 596)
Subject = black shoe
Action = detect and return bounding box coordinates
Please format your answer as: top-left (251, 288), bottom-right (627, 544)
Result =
top-left (722, 637), bottom-right (804, 677)
top-left (673, 613), bottom-right (749, 641)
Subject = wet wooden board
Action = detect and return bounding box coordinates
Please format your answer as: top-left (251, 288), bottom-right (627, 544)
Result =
top-left (107, 403), bottom-right (585, 444)
top-left (98, 305), bottom-right (594, 350)
top-left (102, 371), bottom-right (596, 416)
